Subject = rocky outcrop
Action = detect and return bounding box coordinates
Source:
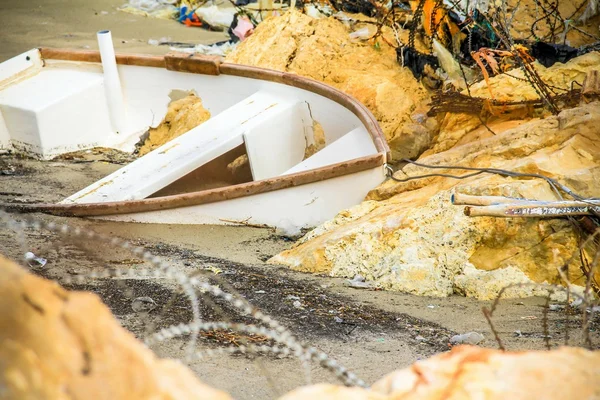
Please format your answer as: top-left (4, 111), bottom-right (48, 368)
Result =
top-left (425, 52), bottom-right (600, 156)
top-left (225, 11), bottom-right (432, 160)
top-left (0, 254), bottom-right (231, 400)
top-left (271, 102), bottom-right (600, 299)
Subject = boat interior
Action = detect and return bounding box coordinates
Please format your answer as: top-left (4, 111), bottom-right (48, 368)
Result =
top-left (0, 48), bottom-right (387, 206)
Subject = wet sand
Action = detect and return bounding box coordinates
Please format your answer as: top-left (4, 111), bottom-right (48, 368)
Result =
top-left (1, 155), bottom-right (597, 398)
top-left (1, 2), bottom-right (599, 398)
top-left (0, 0), bottom-right (228, 62)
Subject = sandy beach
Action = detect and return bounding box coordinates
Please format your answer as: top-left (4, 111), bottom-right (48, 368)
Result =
top-left (0, 0), bottom-right (228, 62)
top-left (1, 1), bottom-right (598, 398)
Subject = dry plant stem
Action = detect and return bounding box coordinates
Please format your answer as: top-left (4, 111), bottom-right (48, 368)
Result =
top-left (393, 159), bottom-right (583, 200)
top-left (543, 295), bottom-right (551, 350)
top-left (490, 8), bottom-right (559, 113)
top-left (482, 306), bottom-right (505, 350)
top-left (565, 265), bottom-right (571, 345)
top-left (483, 283), bottom-right (586, 350)
top-left (582, 245), bottom-right (600, 348)
top-left (558, 225), bottom-right (600, 346)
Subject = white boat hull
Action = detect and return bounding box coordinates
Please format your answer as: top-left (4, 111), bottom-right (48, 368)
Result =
top-left (96, 167), bottom-right (385, 232)
top-left (0, 48), bottom-right (391, 232)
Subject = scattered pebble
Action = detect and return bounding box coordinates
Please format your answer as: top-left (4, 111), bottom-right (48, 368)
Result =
top-left (132, 296), bottom-right (157, 313)
top-left (450, 332), bottom-right (484, 345)
top-left (334, 316), bottom-right (343, 323)
top-left (287, 295), bottom-right (300, 300)
top-left (427, 304), bottom-right (436, 309)
top-left (415, 335), bottom-right (427, 342)
top-left (292, 300), bottom-right (303, 309)
top-left (255, 290), bottom-right (266, 294)
top-left (1, 165), bottom-right (16, 175)
top-left (345, 274), bottom-right (373, 289)
top-left (24, 252), bottom-right (47, 269)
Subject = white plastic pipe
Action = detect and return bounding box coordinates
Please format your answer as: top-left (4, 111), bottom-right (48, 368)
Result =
top-left (97, 30), bottom-right (127, 134)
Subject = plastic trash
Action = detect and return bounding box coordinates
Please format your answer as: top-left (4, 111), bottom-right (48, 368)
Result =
top-left (398, 46), bottom-right (440, 79)
top-left (274, 219), bottom-right (302, 239)
top-left (304, 4), bottom-right (333, 19)
top-left (170, 41), bottom-right (239, 57)
top-left (345, 274), bottom-right (373, 289)
top-left (432, 39), bottom-right (464, 86)
top-left (450, 332), bottom-right (484, 345)
top-left (194, 5), bottom-right (235, 30)
top-left (120, 0), bottom-right (178, 19)
top-left (132, 296), bottom-right (157, 312)
top-left (148, 36), bottom-right (172, 46)
top-left (231, 16), bottom-right (254, 41)
top-left (349, 27), bottom-right (370, 40)
top-left (530, 42), bottom-right (579, 68)
top-left (178, 6), bottom-right (203, 27)
top-left (329, 0), bottom-right (376, 17)
top-left (24, 252), bottom-right (47, 269)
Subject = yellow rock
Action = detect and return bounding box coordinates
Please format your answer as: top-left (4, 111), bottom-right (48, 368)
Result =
top-left (426, 52), bottom-right (600, 156)
top-left (225, 11), bottom-right (432, 160)
top-left (372, 345), bottom-right (600, 399)
top-left (0, 254), bottom-right (231, 400)
top-left (138, 92), bottom-right (211, 156)
top-left (304, 121), bottom-right (326, 159)
top-left (271, 102), bottom-right (600, 299)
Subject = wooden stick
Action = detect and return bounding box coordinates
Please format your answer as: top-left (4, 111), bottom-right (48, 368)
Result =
top-left (465, 201), bottom-right (600, 217)
top-left (451, 193), bottom-right (532, 206)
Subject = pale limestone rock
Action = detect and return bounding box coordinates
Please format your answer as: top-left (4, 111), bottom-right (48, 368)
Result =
top-left (225, 11), bottom-right (432, 160)
top-left (271, 102), bottom-right (600, 299)
top-left (0, 254), bottom-right (231, 400)
top-left (371, 345), bottom-right (600, 400)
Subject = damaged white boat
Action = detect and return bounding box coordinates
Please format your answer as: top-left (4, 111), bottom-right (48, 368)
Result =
top-left (0, 32), bottom-right (390, 232)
